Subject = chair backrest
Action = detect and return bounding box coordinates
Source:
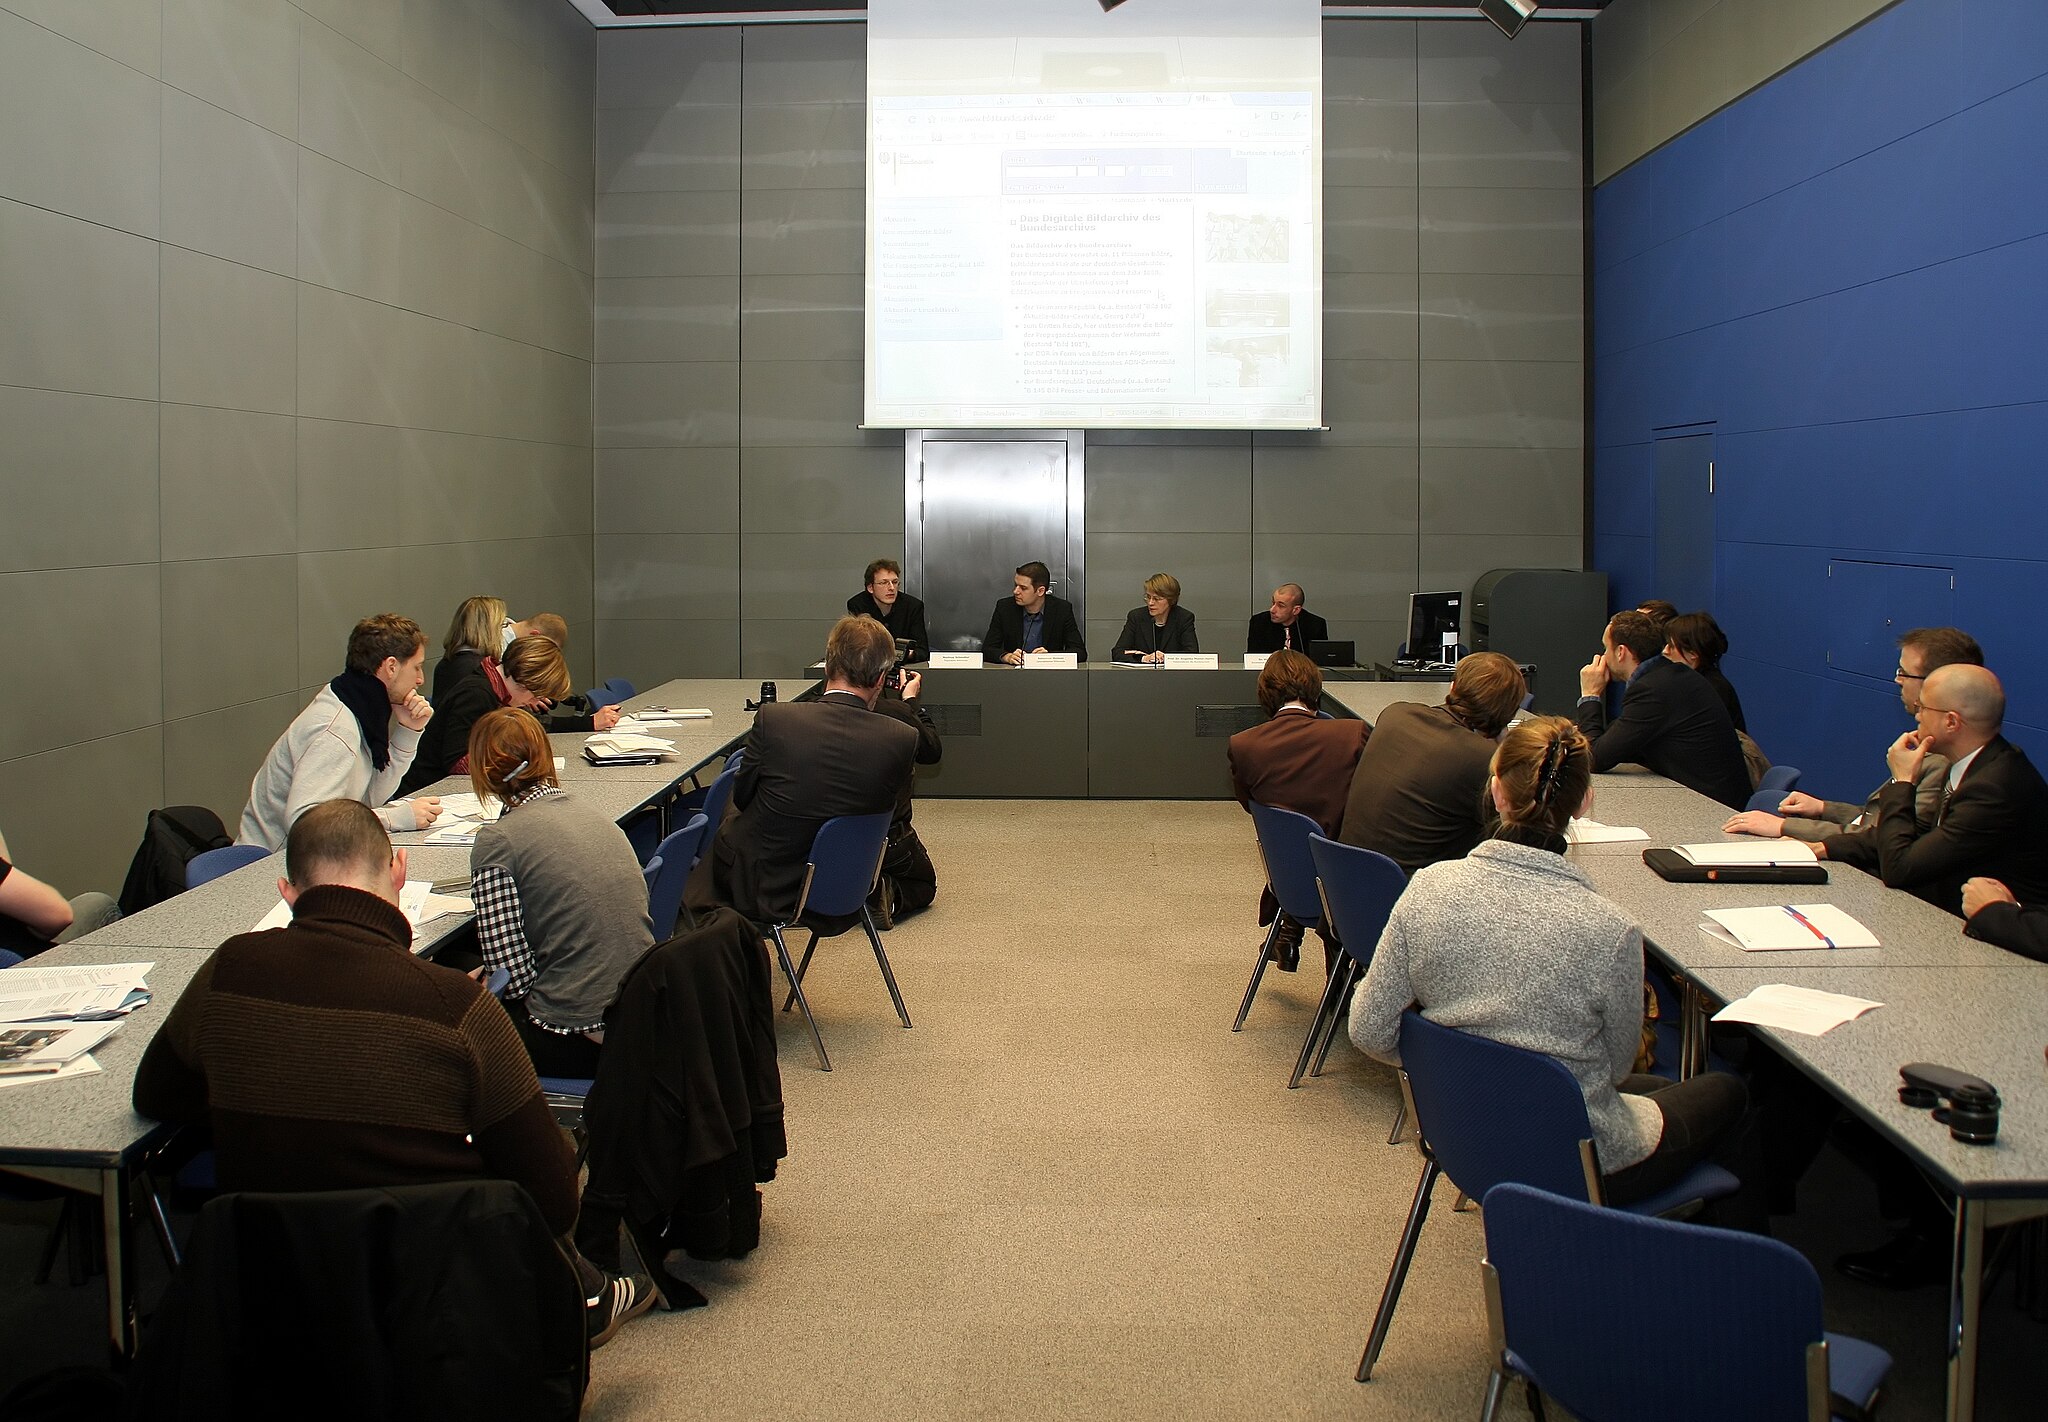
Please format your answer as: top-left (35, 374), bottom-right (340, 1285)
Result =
top-left (1746, 764), bottom-right (1802, 811)
top-left (644, 812), bottom-right (708, 938)
top-left (699, 754), bottom-right (745, 844)
top-left (0, 949), bottom-right (21, 970)
top-left (1246, 802), bottom-right (1324, 927)
top-left (482, 966), bottom-right (511, 998)
top-left (1307, 835), bottom-right (1405, 968)
top-left (792, 812), bottom-right (893, 921)
top-left (186, 844), bottom-right (271, 890)
top-left (1482, 1183), bottom-right (1827, 1422)
top-left (1397, 1011), bottom-right (1593, 1202)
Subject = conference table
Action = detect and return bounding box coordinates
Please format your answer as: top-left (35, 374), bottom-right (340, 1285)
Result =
top-left (3, 677), bottom-right (800, 1361)
top-left (1564, 777), bottom-right (2048, 1422)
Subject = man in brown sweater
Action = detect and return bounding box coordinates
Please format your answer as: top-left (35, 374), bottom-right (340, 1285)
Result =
top-left (133, 799), bottom-right (653, 1346)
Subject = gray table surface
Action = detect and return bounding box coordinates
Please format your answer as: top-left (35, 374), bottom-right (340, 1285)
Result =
top-left (0, 946), bottom-right (211, 1166)
top-left (1686, 963), bottom-right (2048, 1198)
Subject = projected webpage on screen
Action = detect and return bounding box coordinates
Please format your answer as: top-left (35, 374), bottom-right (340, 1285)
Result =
top-left (865, 0), bottom-right (1322, 430)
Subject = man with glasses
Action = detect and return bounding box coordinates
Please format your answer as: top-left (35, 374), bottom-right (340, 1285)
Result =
top-left (1809, 662), bottom-right (2048, 915)
top-left (1723, 627), bottom-right (1981, 842)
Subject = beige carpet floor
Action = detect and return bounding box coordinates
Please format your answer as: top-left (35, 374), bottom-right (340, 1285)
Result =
top-left (583, 799), bottom-right (1505, 1421)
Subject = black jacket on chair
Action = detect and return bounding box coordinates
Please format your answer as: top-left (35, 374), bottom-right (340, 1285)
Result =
top-left (128, 1181), bottom-right (586, 1422)
top-left (578, 908), bottom-right (787, 1302)
top-left (1572, 656), bottom-right (1753, 810)
top-left (981, 595), bottom-right (1087, 661)
top-left (1111, 604), bottom-right (1199, 659)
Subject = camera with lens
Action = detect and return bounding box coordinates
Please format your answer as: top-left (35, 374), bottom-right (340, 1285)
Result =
top-left (1898, 1062), bottom-right (2001, 1145)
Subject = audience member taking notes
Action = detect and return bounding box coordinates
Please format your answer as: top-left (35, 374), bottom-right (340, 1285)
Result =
top-left (1724, 626), bottom-right (1981, 843)
top-left (133, 800), bottom-right (654, 1344)
top-left (1811, 663), bottom-right (2048, 915)
top-left (1246, 583), bottom-right (1327, 656)
top-left (982, 561), bottom-right (1086, 664)
top-left (238, 615), bottom-right (442, 851)
top-left (1575, 610), bottom-right (1751, 810)
top-left (467, 710), bottom-right (654, 1078)
top-left (1112, 573), bottom-right (1198, 663)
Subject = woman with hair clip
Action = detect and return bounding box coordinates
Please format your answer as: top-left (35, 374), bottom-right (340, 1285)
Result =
top-left (1663, 610), bottom-right (1745, 733)
top-left (1347, 716), bottom-right (1757, 1218)
top-left (466, 709), bottom-right (654, 1075)
top-left (399, 635), bottom-right (574, 796)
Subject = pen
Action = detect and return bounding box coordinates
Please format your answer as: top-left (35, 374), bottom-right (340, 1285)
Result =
top-left (1781, 905), bottom-right (1835, 948)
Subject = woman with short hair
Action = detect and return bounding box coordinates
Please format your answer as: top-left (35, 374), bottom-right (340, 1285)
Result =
top-left (1348, 716), bottom-right (1753, 1213)
top-left (398, 635), bottom-right (573, 795)
top-left (467, 709), bottom-right (655, 1075)
top-left (1112, 572), bottom-right (1198, 663)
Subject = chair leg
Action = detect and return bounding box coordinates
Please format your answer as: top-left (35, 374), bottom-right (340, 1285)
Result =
top-left (1289, 958), bottom-right (1351, 1088)
top-left (34, 1196), bottom-right (73, 1286)
top-left (861, 909), bottom-right (913, 1029)
top-left (1357, 1158), bottom-right (1440, 1382)
top-left (781, 930), bottom-right (823, 1014)
top-left (769, 925), bottom-right (830, 1072)
top-left (1386, 1099), bottom-right (1410, 1145)
top-left (1232, 919), bottom-right (1282, 1032)
top-left (1309, 958), bottom-right (1361, 1079)
top-left (142, 1177), bottom-right (181, 1270)
top-left (1479, 1366), bottom-right (1510, 1422)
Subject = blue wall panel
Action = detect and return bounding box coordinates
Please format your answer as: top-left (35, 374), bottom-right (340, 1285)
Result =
top-left (1592, 0), bottom-right (2048, 806)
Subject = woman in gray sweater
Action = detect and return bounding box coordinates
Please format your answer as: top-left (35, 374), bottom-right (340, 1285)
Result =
top-left (467, 709), bottom-right (655, 1077)
top-left (1348, 715), bottom-right (1748, 1207)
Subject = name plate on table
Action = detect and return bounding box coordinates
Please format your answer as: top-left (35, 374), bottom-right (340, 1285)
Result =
top-left (1243, 653), bottom-right (1271, 670)
top-left (1023, 652), bottom-right (1079, 669)
top-left (1164, 653), bottom-right (1219, 669)
top-left (928, 651), bottom-right (983, 669)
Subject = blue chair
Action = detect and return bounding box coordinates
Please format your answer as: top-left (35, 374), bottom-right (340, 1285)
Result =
top-left (1233, 803), bottom-right (1326, 1032)
top-left (1746, 763), bottom-right (1803, 813)
top-left (698, 752), bottom-right (744, 846)
top-left (1479, 1183), bottom-right (1891, 1422)
top-left (1291, 836), bottom-right (1405, 1090)
top-left (769, 811), bottom-right (902, 1073)
top-left (643, 812), bottom-right (709, 939)
top-left (481, 966), bottom-right (510, 998)
top-left (1356, 1011), bottom-right (1740, 1382)
top-left (0, 948), bottom-right (20, 969)
top-left (186, 844), bottom-right (269, 889)
top-left (584, 677), bottom-right (636, 710)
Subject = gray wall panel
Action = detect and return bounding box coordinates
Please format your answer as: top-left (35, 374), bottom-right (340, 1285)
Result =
top-left (739, 23), bottom-right (864, 106)
top-left (594, 533), bottom-right (742, 620)
top-left (597, 105), bottom-right (740, 194)
top-left (595, 276), bottom-right (741, 363)
top-left (597, 618), bottom-right (741, 686)
top-left (739, 188), bottom-right (864, 276)
top-left (741, 275), bottom-right (863, 363)
top-left (1419, 447), bottom-right (1582, 536)
top-left (1088, 448), bottom-right (1253, 534)
top-left (597, 190), bottom-right (741, 278)
top-left (739, 102), bottom-right (865, 191)
top-left (1419, 273), bottom-right (1583, 361)
top-left (0, 1), bottom-right (595, 896)
top-left (1419, 187), bottom-right (1584, 274)
top-left (0, 388), bottom-right (160, 573)
top-left (740, 448), bottom-right (904, 535)
top-left (595, 448), bottom-right (741, 534)
top-left (1251, 446), bottom-right (1420, 535)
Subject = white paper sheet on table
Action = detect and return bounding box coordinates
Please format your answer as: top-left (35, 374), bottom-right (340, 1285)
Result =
top-left (1566, 818), bottom-right (1649, 844)
top-left (0, 1054), bottom-right (102, 1088)
top-left (0, 1017), bottom-right (122, 1068)
top-left (585, 733), bottom-right (677, 758)
top-left (1702, 904), bottom-right (1879, 952)
top-left (1674, 840), bottom-right (1818, 867)
top-left (0, 964), bottom-right (153, 1020)
top-left (253, 882), bottom-right (470, 941)
top-left (1712, 983), bottom-right (1882, 1035)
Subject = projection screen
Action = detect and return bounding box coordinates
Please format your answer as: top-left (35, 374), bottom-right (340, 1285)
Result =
top-left (865, 0), bottom-right (1323, 430)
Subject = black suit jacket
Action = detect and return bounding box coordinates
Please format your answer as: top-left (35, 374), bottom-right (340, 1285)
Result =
top-left (1111, 604), bottom-right (1198, 659)
top-left (982, 595), bottom-right (1087, 661)
top-left (1337, 702), bottom-right (1495, 876)
top-left (846, 590), bottom-right (930, 664)
top-left (712, 694), bottom-right (919, 925)
top-left (870, 690), bottom-right (943, 826)
top-left (1573, 657), bottom-right (1752, 809)
top-left (1825, 736), bottom-right (2048, 916)
top-left (1966, 900), bottom-right (2048, 962)
top-left (1246, 609), bottom-right (1329, 655)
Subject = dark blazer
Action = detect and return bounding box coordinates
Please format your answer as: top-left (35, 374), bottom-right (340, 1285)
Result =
top-left (1228, 707), bottom-right (1369, 835)
top-left (982, 594), bottom-right (1087, 661)
top-left (846, 589), bottom-right (930, 664)
top-left (1573, 656), bottom-right (1752, 809)
top-left (1824, 736), bottom-right (2048, 915)
top-left (712, 693), bottom-right (919, 925)
top-left (1246, 609), bottom-right (1329, 655)
top-left (1965, 900), bottom-right (2048, 963)
top-left (1112, 604), bottom-right (1199, 659)
top-left (1701, 664), bottom-right (1747, 734)
top-left (1337, 702), bottom-right (1496, 877)
top-left (431, 647), bottom-right (486, 704)
top-left (399, 664), bottom-right (503, 796)
top-left (871, 690), bottom-right (943, 825)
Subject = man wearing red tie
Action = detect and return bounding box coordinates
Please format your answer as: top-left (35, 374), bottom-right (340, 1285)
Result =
top-left (1245, 583), bottom-right (1329, 655)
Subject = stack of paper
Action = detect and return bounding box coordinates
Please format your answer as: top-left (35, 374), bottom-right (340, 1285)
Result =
top-left (423, 791), bottom-right (502, 844)
top-left (0, 962), bottom-right (154, 1022)
top-left (616, 708), bottom-right (711, 729)
top-left (584, 733), bottom-right (676, 764)
top-left (1702, 904), bottom-right (1879, 952)
top-left (252, 882), bottom-right (471, 944)
top-left (1673, 840), bottom-right (1818, 867)
top-left (1566, 818), bottom-right (1650, 844)
top-left (0, 1019), bottom-right (123, 1083)
top-left (1712, 984), bottom-right (1883, 1035)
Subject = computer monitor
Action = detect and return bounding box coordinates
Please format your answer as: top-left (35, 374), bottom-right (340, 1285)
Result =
top-left (1406, 591), bottom-right (1463, 665)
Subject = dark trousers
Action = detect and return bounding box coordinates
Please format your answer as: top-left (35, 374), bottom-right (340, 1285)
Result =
top-left (512, 1000), bottom-right (604, 1078)
top-left (871, 820), bottom-right (937, 921)
top-left (1605, 1071), bottom-right (1764, 1230)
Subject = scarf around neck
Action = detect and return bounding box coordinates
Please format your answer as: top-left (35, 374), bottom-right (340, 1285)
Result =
top-left (329, 670), bottom-right (395, 771)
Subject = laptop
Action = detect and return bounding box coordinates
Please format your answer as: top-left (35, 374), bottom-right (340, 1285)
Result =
top-left (1307, 640), bottom-right (1355, 668)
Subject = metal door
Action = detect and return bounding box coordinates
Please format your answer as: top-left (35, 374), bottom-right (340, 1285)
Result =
top-left (1652, 433), bottom-right (1715, 613)
top-left (905, 430), bottom-right (1086, 654)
